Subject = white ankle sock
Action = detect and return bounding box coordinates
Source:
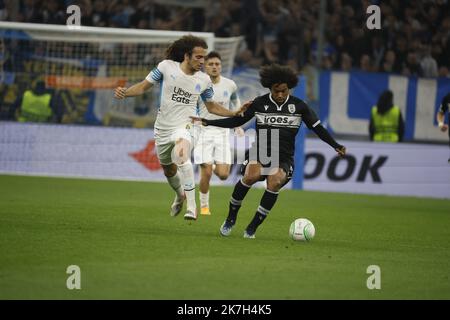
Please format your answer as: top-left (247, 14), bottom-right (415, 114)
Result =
top-left (199, 191), bottom-right (209, 208)
top-left (178, 162), bottom-right (196, 211)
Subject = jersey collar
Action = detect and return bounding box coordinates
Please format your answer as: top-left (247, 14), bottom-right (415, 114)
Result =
top-left (269, 94), bottom-right (290, 111)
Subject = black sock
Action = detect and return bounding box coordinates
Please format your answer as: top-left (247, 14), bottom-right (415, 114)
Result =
top-left (227, 179), bottom-right (251, 224)
top-left (246, 189), bottom-right (279, 234)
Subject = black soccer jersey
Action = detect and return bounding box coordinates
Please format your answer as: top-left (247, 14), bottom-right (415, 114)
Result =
top-left (205, 93), bottom-right (321, 157)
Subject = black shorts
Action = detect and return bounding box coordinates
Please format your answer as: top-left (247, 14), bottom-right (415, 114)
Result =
top-left (239, 149), bottom-right (294, 185)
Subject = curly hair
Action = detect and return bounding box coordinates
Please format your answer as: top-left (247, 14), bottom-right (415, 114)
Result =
top-left (259, 64), bottom-right (299, 89)
top-left (165, 35), bottom-right (208, 62)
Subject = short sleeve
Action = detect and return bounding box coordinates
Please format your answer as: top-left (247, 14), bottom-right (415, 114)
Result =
top-left (145, 60), bottom-right (167, 84)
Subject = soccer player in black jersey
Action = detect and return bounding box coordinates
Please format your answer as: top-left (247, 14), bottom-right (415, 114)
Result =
top-left (436, 92), bottom-right (450, 162)
top-left (192, 64), bottom-right (346, 238)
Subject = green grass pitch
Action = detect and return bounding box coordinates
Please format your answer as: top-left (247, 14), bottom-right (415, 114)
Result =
top-left (1, 174), bottom-right (449, 299)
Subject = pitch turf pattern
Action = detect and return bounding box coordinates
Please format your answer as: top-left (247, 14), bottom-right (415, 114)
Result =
top-left (1, 175), bottom-right (449, 299)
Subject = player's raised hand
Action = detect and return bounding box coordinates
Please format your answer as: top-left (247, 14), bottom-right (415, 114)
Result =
top-left (336, 145), bottom-right (346, 157)
top-left (114, 87), bottom-right (127, 99)
top-left (234, 100), bottom-right (253, 117)
top-left (190, 116), bottom-right (207, 126)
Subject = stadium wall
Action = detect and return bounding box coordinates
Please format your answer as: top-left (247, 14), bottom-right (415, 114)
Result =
top-left (319, 71), bottom-right (450, 142)
top-left (1, 122), bottom-right (448, 199)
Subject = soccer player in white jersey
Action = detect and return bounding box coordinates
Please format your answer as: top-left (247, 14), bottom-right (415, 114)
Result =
top-left (114, 36), bottom-right (247, 220)
top-left (194, 51), bottom-right (244, 216)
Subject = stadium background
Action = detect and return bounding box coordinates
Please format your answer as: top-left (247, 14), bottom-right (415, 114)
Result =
top-left (0, 0), bottom-right (450, 300)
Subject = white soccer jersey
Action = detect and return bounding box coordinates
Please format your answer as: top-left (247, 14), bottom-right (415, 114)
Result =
top-left (197, 76), bottom-right (240, 120)
top-left (193, 76), bottom-right (240, 165)
top-left (146, 59), bottom-right (214, 131)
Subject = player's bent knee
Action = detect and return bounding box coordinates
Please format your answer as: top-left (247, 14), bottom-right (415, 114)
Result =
top-left (217, 173), bottom-right (229, 180)
top-left (202, 172), bottom-right (213, 181)
top-left (162, 164), bottom-right (178, 177)
top-left (267, 180), bottom-right (283, 192)
top-left (243, 174), bottom-right (260, 185)
top-left (267, 175), bottom-right (286, 191)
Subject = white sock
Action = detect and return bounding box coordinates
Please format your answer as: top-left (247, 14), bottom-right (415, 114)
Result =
top-left (167, 171), bottom-right (184, 200)
top-left (200, 191), bottom-right (209, 208)
top-left (178, 162), bottom-right (196, 211)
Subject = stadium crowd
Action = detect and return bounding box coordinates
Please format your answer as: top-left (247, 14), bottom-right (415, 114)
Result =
top-left (1, 0), bottom-right (449, 77)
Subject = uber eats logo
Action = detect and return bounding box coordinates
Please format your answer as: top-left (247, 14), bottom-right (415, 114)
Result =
top-left (172, 87), bottom-right (192, 104)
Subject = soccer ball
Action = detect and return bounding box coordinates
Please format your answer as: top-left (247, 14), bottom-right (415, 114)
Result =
top-left (289, 218), bottom-right (315, 241)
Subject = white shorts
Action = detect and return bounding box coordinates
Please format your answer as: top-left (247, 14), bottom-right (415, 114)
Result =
top-left (194, 127), bottom-right (232, 165)
top-left (154, 124), bottom-right (201, 166)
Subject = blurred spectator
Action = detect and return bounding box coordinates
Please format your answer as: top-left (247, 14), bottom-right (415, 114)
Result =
top-left (403, 52), bottom-right (424, 77)
top-left (381, 50), bottom-right (398, 73)
top-left (439, 66), bottom-right (449, 78)
top-left (15, 80), bottom-right (56, 123)
top-left (0, 0), bottom-right (8, 21)
top-left (393, 36), bottom-right (409, 73)
top-left (91, 0), bottom-right (108, 27)
top-left (262, 35), bottom-right (280, 65)
top-left (360, 54), bottom-right (372, 73)
top-left (2, 0), bottom-right (449, 76)
top-left (0, 81), bottom-right (19, 120)
top-left (420, 45), bottom-right (439, 78)
top-left (369, 35), bottom-right (385, 72)
top-left (369, 90), bottom-right (405, 143)
top-left (340, 53), bottom-right (352, 72)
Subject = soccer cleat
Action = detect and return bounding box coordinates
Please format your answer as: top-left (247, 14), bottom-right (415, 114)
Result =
top-left (184, 209), bottom-right (197, 221)
top-left (200, 207), bottom-right (211, 216)
top-left (243, 230), bottom-right (256, 239)
top-left (170, 194), bottom-right (185, 217)
top-left (220, 220), bottom-right (235, 236)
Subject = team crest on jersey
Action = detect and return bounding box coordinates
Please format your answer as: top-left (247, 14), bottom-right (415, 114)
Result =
top-left (288, 104), bottom-right (296, 113)
top-left (195, 84), bottom-right (201, 92)
top-left (264, 105), bottom-right (269, 111)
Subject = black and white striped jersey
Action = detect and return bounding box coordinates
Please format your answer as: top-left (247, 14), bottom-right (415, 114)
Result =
top-left (205, 93), bottom-right (321, 157)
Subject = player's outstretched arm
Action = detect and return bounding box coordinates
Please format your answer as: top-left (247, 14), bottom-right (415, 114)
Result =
top-left (114, 80), bottom-right (153, 99)
top-left (312, 124), bottom-right (346, 157)
top-left (204, 100), bottom-right (252, 117)
top-left (190, 110), bottom-right (253, 128)
top-left (190, 116), bottom-right (208, 126)
top-left (191, 100), bottom-right (254, 128)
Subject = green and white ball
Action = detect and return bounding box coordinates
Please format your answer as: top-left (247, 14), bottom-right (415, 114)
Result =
top-left (289, 218), bottom-right (315, 241)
